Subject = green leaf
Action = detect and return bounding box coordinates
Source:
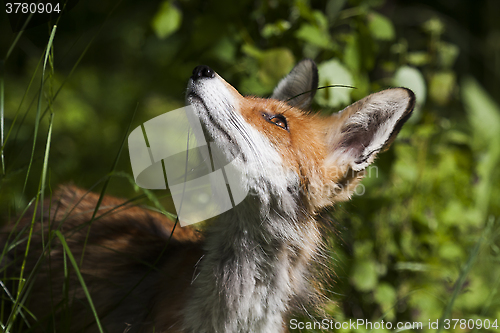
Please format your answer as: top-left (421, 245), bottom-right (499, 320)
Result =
top-left (351, 260), bottom-right (378, 292)
top-left (295, 23), bottom-right (333, 49)
top-left (151, 1), bottom-right (182, 40)
top-left (344, 34), bottom-right (360, 73)
top-left (294, 0), bottom-right (315, 23)
top-left (241, 44), bottom-right (264, 59)
top-left (461, 77), bottom-right (500, 150)
top-left (259, 48), bottom-right (295, 83)
top-left (393, 66), bottom-right (426, 122)
top-left (368, 12), bottom-right (395, 41)
top-left (326, 0), bottom-right (348, 24)
top-left (437, 41), bottom-right (460, 68)
top-left (461, 77), bottom-right (500, 217)
top-left (374, 283), bottom-right (397, 320)
top-left (262, 20), bottom-right (291, 38)
top-left (209, 37), bottom-right (237, 63)
top-left (312, 10), bottom-right (328, 30)
top-left (407, 51), bottom-right (430, 66)
top-left (440, 201), bottom-right (482, 227)
top-left (455, 274), bottom-right (490, 311)
top-left (316, 59), bottom-right (353, 108)
top-left (258, 48), bottom-right (295, 89)
top-left (240, 47), bottom-right (295, 95)
top-left (423, 17), bottom-right (445, 36)
top-left (439, 241), bottom-right (464, 261)
top-left (429, 71), bottom-right (456, 106)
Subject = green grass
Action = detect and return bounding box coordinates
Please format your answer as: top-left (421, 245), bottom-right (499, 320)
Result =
top-left (0, 21), bottom-right (175, 332)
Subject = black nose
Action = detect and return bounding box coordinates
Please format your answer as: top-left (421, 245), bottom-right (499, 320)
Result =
top-left (191, 65), bottom-right (215, 80)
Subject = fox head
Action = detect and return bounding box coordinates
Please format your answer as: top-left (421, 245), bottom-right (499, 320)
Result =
top-left (186, 59), bottom-right (414, 215)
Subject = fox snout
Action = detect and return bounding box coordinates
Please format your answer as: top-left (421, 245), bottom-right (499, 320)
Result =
top-left (191, 65), bottom-right (215, 80)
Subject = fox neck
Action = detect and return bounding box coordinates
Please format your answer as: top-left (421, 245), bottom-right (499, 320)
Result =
top-left (183, 194), bottom-right (321, 333)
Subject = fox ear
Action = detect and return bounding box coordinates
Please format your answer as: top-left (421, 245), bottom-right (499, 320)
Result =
top-left (271, 59), bottom-right (318, 109)
top-left (326, 88), bottom-right (415, 172)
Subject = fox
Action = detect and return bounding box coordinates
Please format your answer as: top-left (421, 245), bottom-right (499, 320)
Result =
top-left (1, 59), bottom-right (414, 333)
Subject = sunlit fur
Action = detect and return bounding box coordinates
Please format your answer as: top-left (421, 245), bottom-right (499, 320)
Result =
top-left (1, 60), bottom-right (414, 333)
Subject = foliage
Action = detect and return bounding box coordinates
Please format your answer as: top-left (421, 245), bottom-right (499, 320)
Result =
top-left (0, 0), bottom-right (499, 331)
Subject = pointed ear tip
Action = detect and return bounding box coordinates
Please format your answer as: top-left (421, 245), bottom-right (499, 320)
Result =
top-left (379, 87), bottom-right (416, 114)
top-left (297, 58), bottom-right (318, 72)
top-left (393, 87), bottom-right (416, 103)
top-left (399, 87), bottom-right (416, 113)
top-left (383, 87), bottom-right (414, 97)
top-left (299, 58), bottom-right (319, 92)
top-left (299, 58), bottom-right (316, 66)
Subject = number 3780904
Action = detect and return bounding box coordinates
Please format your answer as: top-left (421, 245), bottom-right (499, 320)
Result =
top-left (443, 319), bottom-right (498, 330)
top-left (6, 2), bottom-right (61, 14)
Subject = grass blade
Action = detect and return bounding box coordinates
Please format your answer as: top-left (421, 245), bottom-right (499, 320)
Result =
top-left (54, 230), bottom-right (104, 333)
top-left (22, 25), bottom-right (57, 193)
top-left (39, 112), bottom-right (54, 246)
top-left (0, 60), bottom-right (4, 175)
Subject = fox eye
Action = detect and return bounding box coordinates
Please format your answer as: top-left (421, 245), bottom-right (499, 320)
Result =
top-left (262, 113), bottom-right (288, 131)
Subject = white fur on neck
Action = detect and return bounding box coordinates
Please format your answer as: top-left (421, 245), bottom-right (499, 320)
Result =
top-left (183, 197), bottom-right (320, 333)
top-left (184, 71), bottom-right (322, 332)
